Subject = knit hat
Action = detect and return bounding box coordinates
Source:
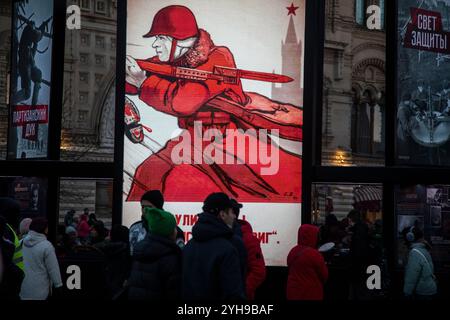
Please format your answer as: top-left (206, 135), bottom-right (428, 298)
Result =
top-left (202, 192), bottom-right (233, 215)
top-left (29, 217), bottom-right (48, 234)
top-left (19, 218), bottom-right (32, 235)
top-left (143, 207), bottom-right (176, 238)
top-left (65, 225), bottom-right (77, 235)
top-left (141, 190), bottom-right (164, 209)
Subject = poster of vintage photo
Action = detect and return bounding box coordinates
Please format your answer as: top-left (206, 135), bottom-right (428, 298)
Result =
top-left (6, 177), bottom-right (48, 219)
top-left (395, 184), bottom-right (450, 271)
top-left (123, 0), bottom-right (305, 266)
top-left (8, 0), bottom-right (53, 159)
top-left (397, 0), bottom-right (450, 165)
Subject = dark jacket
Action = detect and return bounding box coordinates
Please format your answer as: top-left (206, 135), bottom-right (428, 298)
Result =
top-left (57, 245), bottom-right (107, 299)
top-left (0, 238), bottom-right (24, 300)
top-left (183, 213), bottom-right (245, 301)
top-left (349, 221), bottom-right (371, 277)
top-left (94, 240), bottom-right (131, 299)
top-left (287, 224), bottom-right (328, 300)
top-left (127, 234), bottom-right (182, 300)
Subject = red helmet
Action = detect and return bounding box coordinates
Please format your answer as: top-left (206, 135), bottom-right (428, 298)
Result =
top-left (143, 5), bottom-right (199, 40)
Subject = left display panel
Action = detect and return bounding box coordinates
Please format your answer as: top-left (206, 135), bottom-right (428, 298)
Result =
top-left (7, 0), bottom-right (54, 159)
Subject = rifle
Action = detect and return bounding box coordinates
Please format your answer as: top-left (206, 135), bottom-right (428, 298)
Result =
top-left (136, 60), bottom-right (293, 84)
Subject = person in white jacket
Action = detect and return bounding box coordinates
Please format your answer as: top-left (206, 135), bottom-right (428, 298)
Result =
top-left (20, 218), bottom-right (63, 300)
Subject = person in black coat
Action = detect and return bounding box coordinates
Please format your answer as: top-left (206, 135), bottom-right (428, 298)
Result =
top-left (0, 216), bottom-right (24, 300)
top-left (183, 193), bottom-right (246, 301)
top-left (94, 225), bottom-right (131, 299)
top-left (347, 209), bottom-right (371, 300)
top-left (127, 207), bottom-right (181, 300)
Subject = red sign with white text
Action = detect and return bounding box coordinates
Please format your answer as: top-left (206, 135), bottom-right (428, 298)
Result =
top-left (404, 7), bottom-right (450, 53)
top-left (11, 105), bottom-right (49, 141)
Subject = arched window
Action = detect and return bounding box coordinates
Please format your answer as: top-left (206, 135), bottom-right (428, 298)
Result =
top-left (351, 88), bottom-right (385, 155)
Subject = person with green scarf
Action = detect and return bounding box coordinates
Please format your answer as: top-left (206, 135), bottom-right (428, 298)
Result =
top-left (127, 207), bottom-right (182, 299)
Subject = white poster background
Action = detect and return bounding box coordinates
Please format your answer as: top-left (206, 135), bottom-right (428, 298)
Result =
top-left (124, 0), bottom-right (305, 266)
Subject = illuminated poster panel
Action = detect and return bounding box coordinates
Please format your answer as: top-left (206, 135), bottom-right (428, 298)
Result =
top-left (8, 0), bottom-right (54, 159)
top-left (397, 0), bottom-right (450, 165)
top-left (123, 0), bottom-right (304, 266)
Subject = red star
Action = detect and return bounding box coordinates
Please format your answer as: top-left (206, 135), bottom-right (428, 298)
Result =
top-left (286, 2), bottom-right (299, 16)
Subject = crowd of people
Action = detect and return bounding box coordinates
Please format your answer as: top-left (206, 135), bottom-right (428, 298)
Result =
top-left (0, 193), bottom-right (438, 300)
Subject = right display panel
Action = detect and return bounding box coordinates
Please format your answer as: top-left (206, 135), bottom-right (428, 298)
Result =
top-left (397, 0), bottom-right (450, 165)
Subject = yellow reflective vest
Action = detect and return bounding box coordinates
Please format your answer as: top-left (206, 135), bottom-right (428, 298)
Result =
top-left (7, 224), bottom-right (24, 271)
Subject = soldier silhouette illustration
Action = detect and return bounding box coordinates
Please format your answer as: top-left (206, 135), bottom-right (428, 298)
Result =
top-left (13, 14), bottom-right (52, 106)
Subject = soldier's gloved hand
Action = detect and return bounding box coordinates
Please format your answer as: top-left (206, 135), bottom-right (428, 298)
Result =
top-left (126, 55), bottom-right (147, 89)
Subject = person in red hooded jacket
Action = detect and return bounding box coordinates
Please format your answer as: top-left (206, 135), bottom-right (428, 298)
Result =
top-left (286, 224), bottom-right (328, 300)
top-left (77, 214), bottom-right (90, 244)
top-left (231, 199), bottom-right (266, 300)
top-left (125, 5), bottom-right (302, 204)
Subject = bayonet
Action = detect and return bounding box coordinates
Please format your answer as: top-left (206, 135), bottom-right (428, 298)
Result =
top-left (136, 60), bottom-right (293, 84)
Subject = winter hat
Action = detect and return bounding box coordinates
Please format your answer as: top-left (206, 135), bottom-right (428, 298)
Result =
top-left (65, 225), bottom-right (77, 235)
top-left (202, 192), bottom-right (233, 215)
top-left (19, 218), bottom-right (32, 235)
top-left (141, 190), bottom-right (164, 209)
top-left (29, 217), bottom-right (48, 234)
top-left (111, 225), bottom-right (129, 243)
top-left (143, 207), bottom-right (176, 238)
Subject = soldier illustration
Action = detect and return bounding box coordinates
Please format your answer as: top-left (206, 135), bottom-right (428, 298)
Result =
top-left (125, 5), bottom-right (302, 202)
top-left (13, 14), bottom-right (52, 106)
top-left (411, 79), bottom-right (429, 111)
top-left (437, 79), bottom-right (450, 114)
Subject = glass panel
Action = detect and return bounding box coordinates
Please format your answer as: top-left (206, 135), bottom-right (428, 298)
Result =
top-left (56, 177), bottom-right (117, 299)
top-left (396, 0), bottom-right (450, 165)
top-left (8, 0), bottom-right (54, 159)
top-left (312, 183), bottom-right (385, 300)
top-left (395, 184), bottom-right (450, 273)
top-left (323, 0), bottom-right (386, 166)
top-left (58, 178), bottom-right (113, 233)
top-left (61, 0), bottom-right (116, 161)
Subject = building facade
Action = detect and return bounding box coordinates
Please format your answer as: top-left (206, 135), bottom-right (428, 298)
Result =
top-left (61, 0), bottom-right (116, 163)
top-left (322, 0), bottom-right (386, 166)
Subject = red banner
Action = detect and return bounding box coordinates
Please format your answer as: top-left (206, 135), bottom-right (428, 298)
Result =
top-left (403, 7), bottom-right (450, 54)
top-left (12, 105), bottom-right (48, 141)
top-left (12, 105), bottom-right (48, 126)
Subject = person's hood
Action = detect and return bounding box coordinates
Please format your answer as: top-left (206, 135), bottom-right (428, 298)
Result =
top-left (411, 242), bottom-right (428, 251)
top-left (191, 213), bottom-right (233, 242)
top-left (297, 224), bottom-right (319, 248)
top-left (96, 240), bottom-right (129, 257)
top-left (238, 219), bottom-right (253, 236)
top-left (80, 214), bottom-right (88, 222)
top-left (23, 230), bottom-right (47, 248)
top-left (148, 29), bottom-right (214, 68)
top-left (133, 234), bottom-right (179, 262)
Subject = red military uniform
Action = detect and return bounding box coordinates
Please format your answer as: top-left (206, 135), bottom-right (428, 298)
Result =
top-left (126, 27), bottom-right (302, 203)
